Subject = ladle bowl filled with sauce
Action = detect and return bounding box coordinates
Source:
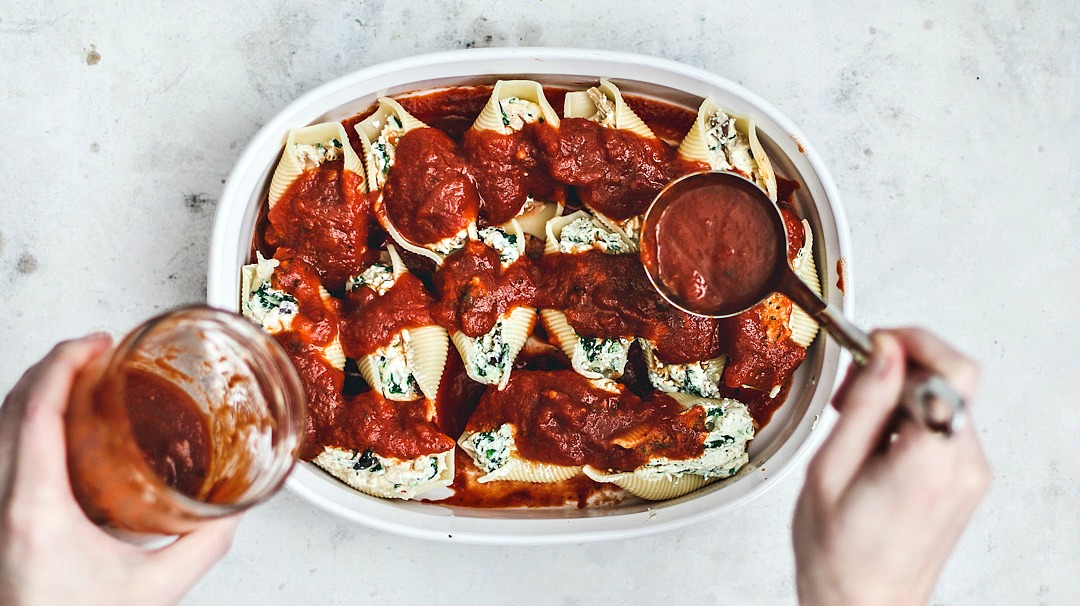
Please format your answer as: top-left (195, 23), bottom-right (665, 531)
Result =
top-left (208, 48), bottom-right (852, 544)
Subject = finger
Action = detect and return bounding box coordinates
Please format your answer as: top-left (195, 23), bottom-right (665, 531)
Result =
top-left (889, 327), bottom-right (979, 400)
top-left (19, 334), bottom-right (113, 421)
top-left (828, 359), bottom-right (860, 413)
top-left (888, 407), bottom-right (991, 499)
top-left (14, 334), bottom-right (113, 490)
top-left (807, 332), bottom-right (905, 499)
top-left (143, 515), bottom-right (241, 601)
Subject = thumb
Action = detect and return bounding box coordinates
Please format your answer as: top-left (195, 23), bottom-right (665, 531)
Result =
top-left (140, 515), bottom-right (241, 604)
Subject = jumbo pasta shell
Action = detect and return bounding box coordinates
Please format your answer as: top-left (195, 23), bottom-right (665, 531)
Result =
top-left (322, 335), bottom-right (347, 372)
top-left (564, 79), bottom-right (656, 139)
top-left (313, 446), bottom-right (454, 501)
top-left (356, 353), bottom-right (383, 399)
top-left (677, 97), bottom-right (777, 201)
top-left (497, 306), bottom-right (536, 389)
top-left (478, 457), bottom-right (582, 484)
top-left (789, 220), bottom-right (821, 348)
top-left (544, 210), bottom-right (593, 256)
top-left (268, 122), bottom-right (364, 209)
top-left (640, 340), bottom-right (726, 398)
top-left (583, 465), bottom-right (711, 501)
top-left (376, 196), bottom-right (476, 266)
top-left (542, 210), bottom-right (633, 256)
top-left (356, 335), bottom-right (421, 402)
top-left (450, 306), bottom-right (537, 390)
top-left (539, 309), bottom-right (628, 380)
top-left (472, 80), bottom-right (560, 134)
top-left (386, 244), bottom-right (407, 279)
top-left (355, 97), bottom-right (428, 191)
top-left (743, 116), bottom-right (778, 202)
top-left (405, 325), bottom-right (451, 402)
top-left (539, 309), bottom-right (579, 367)
top-left (591, 212), bottom-right (642, 251)
top-left (239, 252), bottom-right (278, 317)
top-left (514, 200), bottom-right (562, 240)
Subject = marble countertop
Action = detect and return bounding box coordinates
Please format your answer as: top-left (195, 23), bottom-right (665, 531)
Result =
top-left (2, 1), bottom-right (1077, 604)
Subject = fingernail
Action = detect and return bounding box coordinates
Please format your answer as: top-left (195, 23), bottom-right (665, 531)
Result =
top-left (85, 331), bottom-right (111, 341)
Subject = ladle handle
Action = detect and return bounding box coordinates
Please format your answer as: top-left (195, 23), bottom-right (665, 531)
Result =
top-left (781, 272), bottom-right (966, 436)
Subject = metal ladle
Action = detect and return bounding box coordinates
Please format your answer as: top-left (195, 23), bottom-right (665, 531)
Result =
top-left (640, 171), bottom-right (965, 436)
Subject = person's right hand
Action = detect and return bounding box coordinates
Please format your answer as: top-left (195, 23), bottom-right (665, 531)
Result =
top-left (0, 335), bottom-right (240, 606)
top-left (792, 328), bottom-right (991, 606)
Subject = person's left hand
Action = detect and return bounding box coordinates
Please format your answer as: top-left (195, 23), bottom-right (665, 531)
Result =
top-left (0, 334), bottom-right (240, 606)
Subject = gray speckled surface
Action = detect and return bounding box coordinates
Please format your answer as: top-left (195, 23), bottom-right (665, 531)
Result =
top-left (2, 2), bottom-right (1078, 604)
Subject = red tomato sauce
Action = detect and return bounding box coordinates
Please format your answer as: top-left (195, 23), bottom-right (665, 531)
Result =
top-left (462, 122), bottom-right (565, 224)
top-left (641, 175), bottom-right (785, 315)
top-left (340, 273), bottom-right (435, 356)
top-left (380, 128), bottom-right (479, 246)
top-left (467, 370), bottom-right (708, 470)
top-left (274, 332), bottom-right (345, 461)
top-left (329, 393), bottom-right (455, 460)
top-left (439, 450), bottom-right (606, 509)
top-left (266, 164), bottom-right (372, 291)
top-left (124, 369), bottom-right (211, 498)
top-left (433, 241), bottom-right (537, 338)
top-left (720, 295), bottom-right (807, 393)
top-left (271, 254), bottom-right (341, 347)
top-left (539, 118), bottom-right (675, 221)
top-left (623, 94), bottom-right (699, 143)
top-left (536, 250), bottom-right (724, 364)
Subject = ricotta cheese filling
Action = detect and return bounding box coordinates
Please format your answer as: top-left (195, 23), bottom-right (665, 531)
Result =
top-left (242, 253), bottom-right (297, 334)
top-left (429, 228), bottom-right (470, 256)
top-left (460, 317), bottom-right (513, 386)
top-left (314, 446), bottom-right (449, 498)
top-left (478, 226), bottom-right (521, 267)
top-left (346, 262), bottom-right (396, 295)
top-left (572, 336), bottom-right (631, 379)
top-left (498, 96), bottom-right (542, 132)
top-left (634, 399), bottom-right (754, 479)
top-left (294, 138), bottom-right (344, 170)
top-left (371, 114), bottom-right (406, 190)
top-left (585, 87), bottom-right (617, 128)
top-left (460, 424), bottom-right (515, 473)
top-left (703, 110), bottom-right (755, 178)
top-left (373, 332), bottom-right (423, 400)
top-left (642, 340), bottom-right (725, 399)
top-left (558, 215), bottom-right (627, 254)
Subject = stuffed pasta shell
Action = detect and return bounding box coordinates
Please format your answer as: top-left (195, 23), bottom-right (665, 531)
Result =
top-left (464, 80), bottom-right (566, 231)
top-left (361, 101), bottom-right (480, 265)
top-left (268, 121), bottom-right (365, 210)
top-left (640, 339), bottom-right (727, 399)
top-left (584, 393), bottom-right (754, 501)
top-left (555, 79), bottom-right (673, 245)
top-left (354, 97), bottom-right (428, 191)
top-left (472, 79), bottom-right (560, 134)
top-left (313, 394), bottom-right (455, 500)
top-left (341, 246), bottom-right (449, 401)
top-left (447, 222), bottom-right (537, 389)
top-left (458, 423), bottom-right (582, 484)
top-left (677, 97), bottom-right (778, 201)
top-left (563, 78), bottom-right (655, 139)
top-left (240, 252), bottom-right (345, 371)
top-left (539, 212), bottom-right (635, 379)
